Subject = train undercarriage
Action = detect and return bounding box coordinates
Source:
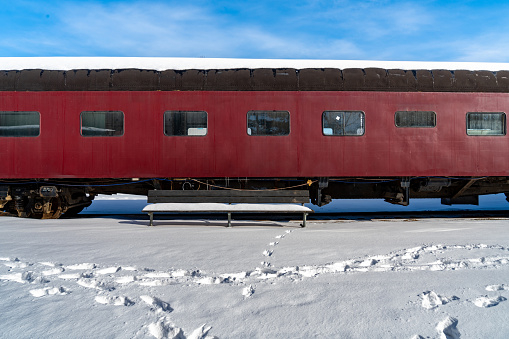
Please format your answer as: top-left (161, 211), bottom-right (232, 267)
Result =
top-left (0, 184), bottom-right (94, 219)
top-left (1, 176), bottom-right (509, 219)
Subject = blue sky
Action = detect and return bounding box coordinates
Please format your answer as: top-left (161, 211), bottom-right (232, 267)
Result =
top-left (1, 0), bottom-right (509, 61)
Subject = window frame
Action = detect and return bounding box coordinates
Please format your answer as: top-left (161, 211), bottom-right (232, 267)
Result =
top-left (246, 110), bottom-right (290, 136)
top-left (394, 111), bottom-right (437, 128)
top-left (80, 111), bottom-right (125, 137)
top-left (322, 110), bottom-right (365, 136)
top-left (163, 111), bottom-right (208, 137)
top-left (466, 112), bottom-right (506, 136)
top-left (0, 111), bottom-right (41, 137)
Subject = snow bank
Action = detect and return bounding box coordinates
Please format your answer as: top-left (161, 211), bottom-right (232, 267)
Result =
top-left (1, 57), bottom-right (509, 71)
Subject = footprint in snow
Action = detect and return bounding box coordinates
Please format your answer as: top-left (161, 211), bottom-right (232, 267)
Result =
top-left (188, 324), bottom-right (217, 339)
top-left (141, 295), bottom-right (174, 313)
top-left (0, 271), bottom-right (36, 284)
top-left (196, 277), bottom-right (222, 285)
top-left (30, 286), bottom-right (69, 298)
top-left (485, 284), bottom-right (509, 291)
top-left (148, 317), bottom-right (184, 339)
top-left (95, 295), bottom-right (134, 306)
top-left (96, 266), bottom-right (121, 275)
top-left (274, 230), bottom-right (292, 239)
top-left (436, 316), bottom-right (461, 339)
top-left (139, 280), bottom-right (167, 287)
top-left (122, 266), bottom-right (137, 271)
top-left (77, 278), bottom-right (115, 291)
top-left (359, 258), bottom-right (378, 267)
top-left (42, 267), bottom-right (64, 276)
top-left (116, 276), bottom-right (138, 284)
top-left (148, 318), bottom-right (216, 339)
top-left (473, 295), bottom-right (507, 308)
top-left (3, 261), bottom-right (30, 269)
top-left (65, 263), bottom-right (96, 270)
top-left (420, 291), bottom-right (458, 310)
top-left (242, 285), bottom-right (255, 299)
top-left (58, 273), bottom-right (86, 280)
top-left (32, 276), bottom-right (50, 284)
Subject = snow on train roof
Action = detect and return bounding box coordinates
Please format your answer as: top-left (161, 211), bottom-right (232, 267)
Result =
top-left (1, 57), bottom-right (509, 72)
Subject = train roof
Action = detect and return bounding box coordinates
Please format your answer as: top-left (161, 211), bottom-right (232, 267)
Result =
top-left (1, 57), bottom-right (509, 72)
top-left (2, 57), bottom-right (509, 93)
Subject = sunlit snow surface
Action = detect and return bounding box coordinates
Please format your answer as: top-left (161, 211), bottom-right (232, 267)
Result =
top-left (1, 195), bottom-right (509, 338)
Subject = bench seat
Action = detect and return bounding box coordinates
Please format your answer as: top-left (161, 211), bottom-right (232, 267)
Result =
top-left (147, 189), bottom-right (310, 204)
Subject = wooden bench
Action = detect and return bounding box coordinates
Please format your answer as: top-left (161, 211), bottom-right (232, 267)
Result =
top-left (143, 190), bottom-right (312, 227)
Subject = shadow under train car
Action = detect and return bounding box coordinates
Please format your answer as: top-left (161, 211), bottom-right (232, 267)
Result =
top-left (79, 194), bottom-right (509, 216)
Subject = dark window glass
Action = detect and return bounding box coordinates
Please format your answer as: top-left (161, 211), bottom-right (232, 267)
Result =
top-left (0, 111), bottom-right (40, 137)
top-left (322, 111), bottom-right (364, 136)
top-left (466, 112), bottom-right (506, 136)
top-left (81, 111), bottom-right (124, 137)
top-left (395, 111), bottom-right (436, 128)
top-left (164, 111), bottom-right (208, 136)
top-left (247, 111), bottom-right (290, 136)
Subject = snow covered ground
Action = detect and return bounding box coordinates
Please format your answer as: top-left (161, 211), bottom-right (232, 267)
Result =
top-left (1, 196), bottom-right (509, 338)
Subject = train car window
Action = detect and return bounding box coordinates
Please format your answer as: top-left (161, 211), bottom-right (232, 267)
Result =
top-left (466, 112), bottom-right (506, 136)
top-left (0, 111), bottom-right (40, 137)
top-left (322, 111), bottom-right (364, 136)
top-left (247, 111), bottom-right (290, 136)
top-left (164, 111), bottom-right (208, 136)
top-left (81, 111), bottom-right (124, 137)
top-left (395, 111), bottom-right (436, 128)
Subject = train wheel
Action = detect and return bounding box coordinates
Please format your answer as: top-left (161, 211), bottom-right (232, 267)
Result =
top-left (41, 197), bottom-right (63, 219)
top-left (14, 198), bottom-right (30, 218)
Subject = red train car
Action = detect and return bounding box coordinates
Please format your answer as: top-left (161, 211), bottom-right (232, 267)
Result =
top-left (1, 58), bottom-right (509, 218)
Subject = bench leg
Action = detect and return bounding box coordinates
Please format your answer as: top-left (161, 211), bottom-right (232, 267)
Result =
top-left (301, 212), bottom-right (307, 228)
top-left (149, 212), bottom-right (154, 226)
top-left (227, 212), bottom-right (232, 227)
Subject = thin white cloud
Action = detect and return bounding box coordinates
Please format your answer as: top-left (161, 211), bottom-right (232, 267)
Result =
top-left (289, 1), bottom-right (435, 39)
top-left (46, 2), bottom-right (365, 59)
top-left (454, 34), bottom-right (509, 63)
top-left (228, 28), bottom-right (364, 59)
top-left (58, 3), bottom-right (209, 54)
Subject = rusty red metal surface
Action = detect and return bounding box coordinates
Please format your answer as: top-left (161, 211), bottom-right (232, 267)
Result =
top-left (1, 90), bottom-right (508, 179)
